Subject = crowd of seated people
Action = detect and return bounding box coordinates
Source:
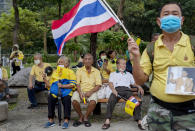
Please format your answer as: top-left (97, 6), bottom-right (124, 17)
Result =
top-left (2, 49), bottom-right (144, 130)
top-left (24, 52), bottom-right (144, 130)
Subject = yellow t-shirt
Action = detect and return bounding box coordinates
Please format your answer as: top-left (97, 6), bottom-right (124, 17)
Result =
top-left (10, 50), bottom-right (24, 66)
top-left (0, 67), bottom-right (8, 80)
top-left (49, 68), bottom-right (76, 96)
top-left (140, 32), bottom-right (195, 103)
top-left (108, 58), bottom-right (117, 72)
top-left (100, 62), bottom-right (114, 79)
top-left (76, 66), bottom-right (102, 92)
top-left (30, 63), bottom-right (51, 82)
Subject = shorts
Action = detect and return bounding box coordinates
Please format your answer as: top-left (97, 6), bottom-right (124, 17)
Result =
top-left (71, 91), bottom-right (98, 103)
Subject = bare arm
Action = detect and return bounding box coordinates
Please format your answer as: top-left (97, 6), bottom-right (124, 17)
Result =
top-left (132, 83), bottom-right (144, 96)
top-left (85, 85), bottom-right (101, 98)
top-left (109, 82), bottom-right (118, 96)
top-left (58, 83), bottom-right (74, 89)
top-left (77, 84), bottom-right (84, 99)
top-left (132, 54), bottom-right (149, 85)
top-left (43, 77), bottom-right (50, 88)
top-left (128, 38), bottom-right (149, 85)
top-left (90, 85), bottom-right (101, 93)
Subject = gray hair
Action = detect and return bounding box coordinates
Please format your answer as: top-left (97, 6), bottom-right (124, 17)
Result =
top-left (34, 53), bottom-right (42, 58)
top-left (116, 58), bottom-right (125, 64)
top-left (58, 55), bottom-right (70, 66)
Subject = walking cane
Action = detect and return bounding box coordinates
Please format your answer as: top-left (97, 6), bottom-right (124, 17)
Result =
top-left (58, 80), bottom-right (62, 126)
top-left (117, 94), bottom-right (128, 101)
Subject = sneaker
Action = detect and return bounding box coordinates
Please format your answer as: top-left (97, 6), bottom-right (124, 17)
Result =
top-left (44, 122), bottom-right (55, 128)
top-left (27, 104), bottom-right (37, 109)
top-left (62, 122), bottom-right (69, 129)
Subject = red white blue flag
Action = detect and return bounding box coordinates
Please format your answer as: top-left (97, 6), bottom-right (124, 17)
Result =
top-left (128, 96), bottom-right (140, 107)
top-left (51, 0), bottom-right (118, 55)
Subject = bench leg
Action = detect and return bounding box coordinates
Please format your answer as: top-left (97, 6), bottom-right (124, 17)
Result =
top-left (93, 102), bottom-right (101, 115)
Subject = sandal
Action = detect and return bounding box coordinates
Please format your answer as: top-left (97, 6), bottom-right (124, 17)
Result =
top-left (73, 120), bottom-right (82, 127)
top-left (84, 121), bottom-right (91, 127)
top-left (102, 123), bottom-right (110, 130)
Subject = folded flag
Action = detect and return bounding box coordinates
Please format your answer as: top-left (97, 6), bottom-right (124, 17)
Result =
top-left (129, 96), bottom-right (140, 107)
top-left (125, 96), bottom-right (140, 116)
top-left (51, 0), bottom-right (118, 55)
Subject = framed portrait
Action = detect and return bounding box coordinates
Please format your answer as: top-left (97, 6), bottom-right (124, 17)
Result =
top-left (166, 67), bottom-right (195, 95)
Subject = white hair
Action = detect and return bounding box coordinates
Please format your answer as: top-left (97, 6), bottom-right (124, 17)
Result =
top-left (58, 55), bottom-right (70, 66)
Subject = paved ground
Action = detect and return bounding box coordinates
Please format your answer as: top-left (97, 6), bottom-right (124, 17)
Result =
top-left (0, 88), bottom-right (146, 131)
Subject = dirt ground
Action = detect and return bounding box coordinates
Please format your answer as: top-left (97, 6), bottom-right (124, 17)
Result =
top-left (0, 88), bottom-right (147, 131)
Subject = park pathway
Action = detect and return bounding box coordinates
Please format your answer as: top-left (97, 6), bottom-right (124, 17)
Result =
top-left (0, 88), bottom-right (141, 131)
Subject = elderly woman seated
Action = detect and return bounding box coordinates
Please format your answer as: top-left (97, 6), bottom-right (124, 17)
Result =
top-left (43, 56), bottom-right (76, 129)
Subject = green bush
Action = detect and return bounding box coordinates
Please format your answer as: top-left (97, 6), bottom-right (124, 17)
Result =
top-left (139, 41), bottom-right (149, 54)
top-left (42, 54), bottom-right (59, 63)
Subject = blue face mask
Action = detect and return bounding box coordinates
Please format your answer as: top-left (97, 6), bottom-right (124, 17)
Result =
top-left (160, 15), bottom-right (181, 33)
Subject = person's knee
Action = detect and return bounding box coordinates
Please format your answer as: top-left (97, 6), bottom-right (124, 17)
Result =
top-left (72, 100), bottom-right (79, 105)
top-left (89, 100), bottom-right (96, 106)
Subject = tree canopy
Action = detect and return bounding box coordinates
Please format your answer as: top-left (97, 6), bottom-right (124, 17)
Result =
top-left (0, 0), bottom-right (194, 59)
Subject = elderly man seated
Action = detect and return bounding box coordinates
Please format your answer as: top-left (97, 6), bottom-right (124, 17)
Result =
top-left (72, 53), bottom-right (102, 127)
top-left (102, 58), bottom-right (144, 130)
top-left (27, 53), bottom-right (51, 109)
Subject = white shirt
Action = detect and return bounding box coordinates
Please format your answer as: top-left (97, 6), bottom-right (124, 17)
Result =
top-left (109, 71), bottom-right (135, 88)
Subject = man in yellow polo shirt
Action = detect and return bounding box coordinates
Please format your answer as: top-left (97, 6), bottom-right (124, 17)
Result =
top-left (72, 53), bottom-right (102, 127)
top-left (128, 2), bottom-right (195, 131)
top-left (27, 53), bottom-right (51, 109)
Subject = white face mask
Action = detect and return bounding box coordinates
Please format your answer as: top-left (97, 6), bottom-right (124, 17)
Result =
top-left (58, 65), bottom-right (64, 68)
top-left (34, 60), bottom-right (40, 65)
top-left (119, 68), bottom-right (125, 72)
top-left (101, 55), bottom-right (107, 60)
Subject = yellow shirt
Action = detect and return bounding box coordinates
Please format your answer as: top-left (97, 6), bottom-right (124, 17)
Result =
top-left (10, 50), bottom-right (24, 66)
top-left (0, 67), bottom-right (8, 80)
top-left (30, 63), bottom-right (51, 82)
top-left (76, 66), bottom-right (102, 92)
top-left (49, 68), bottom-right (76, 96)
top-left (100, 62), bottom-right (114, 79)
top-left (108, 58), bottom-right (117, 71)
top-left (140, 32), bottom-right (195, 103)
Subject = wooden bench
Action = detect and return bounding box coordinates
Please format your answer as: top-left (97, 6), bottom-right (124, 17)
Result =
top-left (98, 95), bottom-right (141, 103)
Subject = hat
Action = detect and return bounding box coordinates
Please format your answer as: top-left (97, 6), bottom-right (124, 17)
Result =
top-left (13, 44), bottom-right (19, 49)
top-left (45, 66), bottom-right (53, 76)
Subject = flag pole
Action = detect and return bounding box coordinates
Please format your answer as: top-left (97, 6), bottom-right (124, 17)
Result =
top-left (100, 0), bottom-right (131, 38)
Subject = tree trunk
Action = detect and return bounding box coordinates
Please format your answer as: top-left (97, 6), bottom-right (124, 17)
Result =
top-left (43, 17), bottom-right (47, 54)
top-left (114, 0), bottom-right (125, 32)
top-left (12, 0), bottom-right (19, 45)
top-left (74, 50), bottom-right (77, 62)
top-left (58, 0), bottom-right (62, 19)
top-left (90, 33), bottom-right (101, 115)
top-left (90, 33), bottom-right (97, 67)
top-left (43, 32), bottom-right (47, 53)
top-left (74, 37), bottom-right (78, 62)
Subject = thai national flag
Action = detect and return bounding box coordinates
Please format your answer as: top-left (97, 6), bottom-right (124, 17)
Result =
top-left (128, 96), bottom-right (140, 107)
top-left (51, 0), bottom-right (118, 55)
